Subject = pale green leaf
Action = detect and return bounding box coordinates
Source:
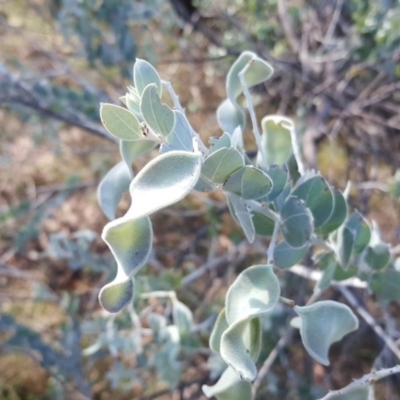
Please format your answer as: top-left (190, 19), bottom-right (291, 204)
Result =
top-left (133, 58), bottom-right (162, 96)
top-left (125, 150), bottom-right (201, 219)
top-left (280, 196), bottom-right (314, 248)
top-left (102, 215), bottom-right (153, 277)
top-left (202, 367), bottom-right (253, 400)
top-left (294, 301), bottom-right (359, 365)
top-left (99, 277), bottom-right (134, 313)
top-left (210, 309), bottom-right (229, 354)
top-left (223, 166), bottom-right (272, 200)
top-left (119, 139), bottom-right (156, 173)
top-left (97, 161), bottom-right (131, 221)
top-left (259, 115), bottom-right (293, 166)
top-left (140, 84), bottom-right (175, 137)
top-left (292, 175), bottom-right (334, 228)
top-left (225, 193), bottom-right (255, 242)
top-left (264, 165), bottom-right (289, 201)
top-left (209, 132), bottom-right (231, 154)
top-left (161, 110), bottom-right (194, 153)
top-left (226, 51), bottom-right (274, 105)
top-left (172, 298), bottom-right (193, 338)
top-left (202, 147), bottom-right (244, 184)
top-left (100, 103), bottom-right (143, 141)
top-left (216, 99), bottom-right (246, 135)
top-left (273, 241), bottom-right (309, 269)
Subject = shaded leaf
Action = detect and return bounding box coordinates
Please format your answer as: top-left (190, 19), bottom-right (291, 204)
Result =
top-left (119, 139), bottom-right (156, 174)
top-left (252, 212), bottom-right (274, 236)
top-left (264, 164), bottom-right (289, 201)
top-left (133, 58), bottom-right (162, 96)
top-left (97, 161), bottom-right (131, 220)
top-left (99, 277), bottom-right (134, 313)
top-left (216, 99), bottom-right (246, 134)
top-left (225, 193), bottom-right (255, 242)
top-left (273, 241), bottom-right (309, 269)
top-left (365, 244), bottom-right (391, 271)
top-left (161, 110), bottom-right (194, 153)
top-left (279, 196), bottom-right (314, 248)
top-left (223, 166), bottom-right (272, 200)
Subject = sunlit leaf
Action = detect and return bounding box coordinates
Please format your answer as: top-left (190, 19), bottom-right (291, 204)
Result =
top-left (225, 264), bottom-right (280, 325)
top-left (202, 147), bottom-right (244, 184)
top-left (140, 84), bottom-right (175, 137)
top-left (294, 301), bottom-right (359, 365)
top-left (259, 115), bottom-right (293, 166)
top-left (279, 196), bottom-right (314, 248)
top-left (273, 241), bottom-right (309, 269)
top-left (97, 161), bottom-right (131, 220)
top-left (133, 58), bottom-right (162, 96)
top-left (225, 193), bottom-right (255, 242)
top-left (223, 166), bottom-right (272, 200)
top-left (226, 51), bottom-right (274, 105)
top-left (100, 103), bottom-right (143, 141)
top-left (102, 216), bottom-right (153, 277)
top-left (202, 367), bottom-right (253, 400)
top-left (125, 150), bottom-right (201, 219)
top-left (292, 175), bottom-right (334, 228)
top-left (216, 99), bottom-right (246, 134)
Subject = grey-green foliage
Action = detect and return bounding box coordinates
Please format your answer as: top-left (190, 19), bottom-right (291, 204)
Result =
top-left (95, 52), bottom-right (398, 399)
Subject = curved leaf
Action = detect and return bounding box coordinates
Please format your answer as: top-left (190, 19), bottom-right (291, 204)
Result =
top-left (133, 58), bottom-right (162, 96)
top-left (294, 301), bottom-right (359, 365)
top-left (209, 132), bottom-right (231, 154)
top-left (347, 211), bottom-right (371, 254)
top-left (97, 161), bottom-right (131, 220)
top-left (102, 216), bottom-right (153, 277)
top-left (161, 110), bottom-right (194, 153)
top-left (316, 189), bottom-right (347, 235)
top-left (100, 103), bottom-right (143, 141)
top-left (226, 51), bottom-right (274, 105)
top-left (273, 241), bottom-right (309, 269)
top-left (126, 150), bottom-right (201, 219)
top-left (216, 98), bottom-right (246, 135)
top-left (264, 164), bottom-right (289, 201)
top-left (220, 265), bottom-right (280, 381)
top-left (202, 147), bottom-right (244, 184)
top-left (140, 84), bottom-right (175, 137)
top-left (279, 195), bottom-right (314, 248)
top-left (172, 298), bottom-right (193, 338)
top-left (202, 367), bottom-right (253, 400)
top-left (259, 115), bottom-right (293, 166)
top-left (223, 166), bottom-right (272, 200)
top-left (225, 193), bottom-right (255, 243)
top-left (99, 277), bottom-right (134, 313)
top-left (210, 309), bottom-right (229, 354)
top-left (119, 139), bottom-right (156, 174)
top-left (292, 175), bottom-right (334, 228)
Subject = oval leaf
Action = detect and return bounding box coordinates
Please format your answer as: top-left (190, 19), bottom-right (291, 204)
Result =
top-left (294, 300), bottom-right (359, 365)
top-left (252, 212), bottom-right (274, 236)
top-left (202, 147), bottom-right (244, 184)
top-left (100, 103), bottom-right (142, 141)
top-left (216, 98), bottom-right (246, 135)
top-left (161, 110), bottom-right (194, 153)
top-left (273, 241), bottom-right (309, 269)
top-left (292, 175), bottom-right (334, 228)
top-left (140, 84), bottom-right (175, 137)
top-left (126, 150), bottom-right (201, 219)
top-left (280, 195), bottom-right (314, 248)
top-left (209, 132), bottom-right (231, 154)
top-left (223, 166), bottom-right (272, 200)
top-left (263, 164), bottom-right (289, 201)
top-left (316, 189), bottom-right (347, 235)
top-left (119, 139), bottom-right (156, 173)
top-left (97, 161), bottom-right (131, 221)
top-left (365, 244), bottom-right (391, 271)
top-left (133, 58), bottom-right (162, 96)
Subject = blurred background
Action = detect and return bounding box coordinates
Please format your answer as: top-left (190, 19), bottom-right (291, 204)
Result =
top-left (0, 0), bottom-right (400, 399)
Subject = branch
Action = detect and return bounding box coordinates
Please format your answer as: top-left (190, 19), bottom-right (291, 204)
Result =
top-left (318, 365), bottom-right (400, 400)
